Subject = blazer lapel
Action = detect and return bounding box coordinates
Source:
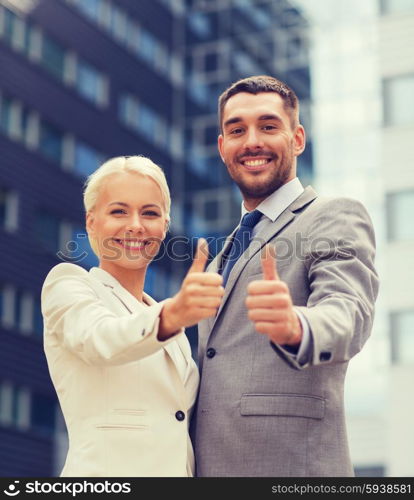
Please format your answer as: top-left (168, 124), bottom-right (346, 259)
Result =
top-left (89, 268), bottom-right (189, 386)
top-left (212, 186), bottom-right (318, 328)
top-left (89, 267), bottom-right (143, 314)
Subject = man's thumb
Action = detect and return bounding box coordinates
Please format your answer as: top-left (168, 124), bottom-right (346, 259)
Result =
top-left (261, 244), bottom-right (279, 281)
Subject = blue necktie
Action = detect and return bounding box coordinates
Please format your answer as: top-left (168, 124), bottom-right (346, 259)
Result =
top-left (221, 209), bottom-right (262, 287)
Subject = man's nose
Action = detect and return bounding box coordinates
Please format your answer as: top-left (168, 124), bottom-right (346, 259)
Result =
top-left (243, 128), bottom-right (264, 150)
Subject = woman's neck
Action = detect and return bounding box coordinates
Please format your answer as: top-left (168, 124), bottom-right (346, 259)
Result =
top-left (99, 262), bottom-right (146, 302)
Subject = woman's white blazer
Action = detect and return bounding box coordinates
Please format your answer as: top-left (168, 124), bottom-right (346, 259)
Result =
top-left (41, 263), bottom-right (199, 477)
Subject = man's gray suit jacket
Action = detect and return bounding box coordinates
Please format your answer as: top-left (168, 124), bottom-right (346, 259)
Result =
top-left (191, 186), bottom-right (379, 477)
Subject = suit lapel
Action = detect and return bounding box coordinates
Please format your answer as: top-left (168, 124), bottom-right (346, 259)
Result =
top-left (89, 267), bottom-right (190, 387)
top-left (211, 186), bottom-right (318, 330)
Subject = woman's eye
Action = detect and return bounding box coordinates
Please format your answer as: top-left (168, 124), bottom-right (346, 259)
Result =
top-left (110, 209), bottom-right (126, 215)
top-left (143, 210), bottom-right (160, 217)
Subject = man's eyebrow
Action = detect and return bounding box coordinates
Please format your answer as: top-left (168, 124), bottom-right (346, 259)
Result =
top-left (223, 116), bottom-right (243, 128)
top-left (223, 114), bottom-right (283, 129)
top-left (258, 114), bottom-right (283, 123)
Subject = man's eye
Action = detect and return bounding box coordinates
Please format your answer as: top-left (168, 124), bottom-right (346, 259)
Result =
top-left (230, 128), bottom-right (243, 135)
top-left (263, 125), bottom-right (277, 131)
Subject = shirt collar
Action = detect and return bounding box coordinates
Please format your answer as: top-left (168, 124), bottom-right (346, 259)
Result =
top-left (241, 177), bottom-right (304, 223)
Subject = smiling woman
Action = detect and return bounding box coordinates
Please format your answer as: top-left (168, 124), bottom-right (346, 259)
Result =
top-left (40, 155), bottom-right (224, 477)
top-left (84, 159), bottom-right (169, 290)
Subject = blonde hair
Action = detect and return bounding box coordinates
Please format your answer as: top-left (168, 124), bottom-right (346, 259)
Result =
top-left (84, 155), bottom-right (171, 255)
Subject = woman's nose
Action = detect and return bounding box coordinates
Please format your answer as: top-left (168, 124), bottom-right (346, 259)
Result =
top-left (126, 214), bottom-right (144, 233)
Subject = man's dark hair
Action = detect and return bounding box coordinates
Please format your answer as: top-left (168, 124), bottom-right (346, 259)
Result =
top-left (218, 75), bottom-right (299, 132)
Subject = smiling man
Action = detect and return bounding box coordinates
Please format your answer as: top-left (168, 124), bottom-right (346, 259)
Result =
top-left (191, 75), bottom-right (379, 477)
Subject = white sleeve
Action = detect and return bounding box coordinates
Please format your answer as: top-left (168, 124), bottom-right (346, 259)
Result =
top-left (41, 263), bottom-right (180, 366)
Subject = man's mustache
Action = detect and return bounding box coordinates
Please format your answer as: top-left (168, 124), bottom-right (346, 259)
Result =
top-left (236, 151), bottom-right (277, 161)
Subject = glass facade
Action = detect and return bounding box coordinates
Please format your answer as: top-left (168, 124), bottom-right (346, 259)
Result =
top-left (383, 75), bottom-right (414, 127)
top-left (391, 310), bottom-right (414, 364)
top-left (39, 121), bottom-right (63, 164)
top-left (76, 60), bottom-right (107, 106)
top-left (74, 141), bottom-right (104, 178)
top-left (41, 35), bottom-right (65, 81)
top-left (387, 190), bottom-right (414, 241)
top-left (380, 0), bottom-right (414, 14)
top-left (1, 0), bottom-right (313, 476)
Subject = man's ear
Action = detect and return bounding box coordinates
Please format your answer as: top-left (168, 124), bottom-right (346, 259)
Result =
top-left (293, 124), bottom-right (306, 157)
top-left (218, 134), bottom-right (225, 162)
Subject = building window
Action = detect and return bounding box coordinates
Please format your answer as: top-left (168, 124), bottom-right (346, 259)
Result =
top-left (192, 187), bottom-right (241, 233)
top-left (233, 50), bottom-right (261, 77)
top-left (119, 94), bottom-right (170, 149)
top-left (139, 29), bottom-right (157, 65)
top-left (17, 291), bottom-right (34, 335)
top-left (70, 0), bottom-right (103, 22)
top-left (387, 190), bottom-right (414, 241)
top-left (0, 187), bottom-right (19, 232)
top-left (34, 211), bottom-right (61, 253)
top-left (192, 114), bottom-right (219, 157)
top-left (61, 225), bottom-right (98, 268)
top-left (1, 6), bottom-right (24, 50)
top-left (76, 60), bottom-right (107, 107)
top-left (1, 92), bottom-right (38, 146)
top-left (109, 4), bottom-right (128, 43)
top-left (187, 12), bottom-right (211, 38)
top-left (33, 299), bottom-right (43, 338)
top-left (40, 34), bottom-right (66, 81)
top-left (74, 141), bottom-right (104, 178)
top-left (188, 72), bottom-right (210, 106)
top-left (67, 0), bottom-right (175, 84)
top-left (383, 75), bottom-right (414, 127)
top-left (0, 285), bottom-right (41, 336)
top-left (158, 0), bottom-right (185, 15)
top-left (0, 382), bottom-right (30, 430)
top-left (39, 121), bottom-right (63, 164)
top-left (31, 392), bottom-right (56, 435)
top-left (380, 0), bottom-right (414, 14)
top-left (125, 21), bottom-right (141, 54)
top-left (0, 381), bottom-right (13, 425)
top-left (0, 94), bottom-right (13, 135)
top-left (0, 284), bottom-right (15, 329)
top-left (193, 41), bottom-right (230, 83)
top-left (54, 222), bottom-right (98, 268)
top-left (235, 0), bottom-right (271, 29)
top-left (390, 310), bottom-right (414, 364)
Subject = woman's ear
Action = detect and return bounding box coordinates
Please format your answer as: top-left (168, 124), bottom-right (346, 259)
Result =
top-left (86, 212), bottom-right (95, 237)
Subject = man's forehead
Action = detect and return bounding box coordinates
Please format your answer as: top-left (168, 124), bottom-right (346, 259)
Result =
top-left (223, 92), bottom-right (286, 121)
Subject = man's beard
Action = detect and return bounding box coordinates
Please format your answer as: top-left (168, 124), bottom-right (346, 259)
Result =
top-left (226, 151), bottom-right (294, 200)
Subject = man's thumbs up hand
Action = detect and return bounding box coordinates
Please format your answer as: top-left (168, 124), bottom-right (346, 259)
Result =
top-left (260, 243), bottom-right (279, 281)
top-left (159, 238), bottom-right (224, 339)
top-left (187, 237), bottom-right (209, 274)
top-left (245, 244), bottom-right (302, 346)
